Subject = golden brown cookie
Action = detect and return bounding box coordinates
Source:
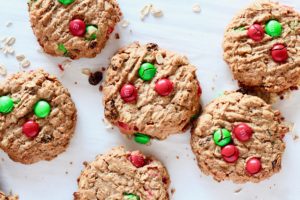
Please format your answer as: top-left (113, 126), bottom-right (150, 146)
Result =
top-left (28, 0), bottom-right (122, 59)
top-left (223, 1), bottom-right (300, 93)
top-left (103, 42), bottom-right (202, 140)
top-left (0, 69), bottom-right (77, 164)
top-left (191, 91), bottom-right (289, 183)
top-left (0, 191), bottom-right (18, 200)
top-left (74, 147), bottom-right (170, 200)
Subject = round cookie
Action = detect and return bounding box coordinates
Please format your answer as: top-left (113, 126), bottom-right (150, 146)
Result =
top-left (191, 92), bottom-right (289, 183)
top-left (28, 0), bottom-right (122, 59)
top-left (74, 146), bottom-right (170, 200)
top-left (0, 69), bottom-right (77, 164)
top-left (103, 42), bottom-right (201, 140)
top-left (223, 1), bottom-right (300, 93)
top-left (0, 191), bottom-right (18, 200)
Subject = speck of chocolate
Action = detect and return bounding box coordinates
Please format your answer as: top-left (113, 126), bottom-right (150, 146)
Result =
top-left (65, 171), bottom-right (69, 175)
top-left (115, 33), bottom-right (120, 39)
top-left (101, 67), bottom-right (106, 72)
top-left (99, 84), bottom-right (103, 92)
top-left (290, 86), bottom-right (298, 90)
top-left (70, 161), bottom-right (73, 165)
top-left (58, 64), bottom-right (64, 71)
top-left (280, 96), bottom-right (284, 100)
top-left (74, 82), bottom-right (78, 85)
top-left (171, 188), bottom-right (176, 195)
top-left (89, 71), bottom-right (103, 85)
top-left (176, 156), bottom-right (179, 159)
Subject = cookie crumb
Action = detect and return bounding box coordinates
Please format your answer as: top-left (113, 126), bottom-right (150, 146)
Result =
top-left (192, 3), bottom-right (201, 13)
top-left (99, 84), bottom-right (103, 92)
top-left (65, 171), bottom-right (69, 175)
top-left (151, 6), bottom-right (163, 18)
top-left (121, 19), bottom-right (130, 28)
top-left (20, 59), bottom-right (31, 68)
top-left (81, 68), bottom-right (92, 76)
top-left (176, 156), bottom-right (179, 159)
top-left (171, 188), bottom-right (176, 195)
top-left (0, 64), bottom-right (7, 76)
top-left (88, 71), bottom-right (103, 85)
top-left (70, 161), bottom-right (73, 165)
top-left (16, 54), bottom-right (25, 62)
top-left (234, 188), bottom-right (242, 193)
top-left (140, 4), bottom-right (152, 20)
top-left (74, 82), bottom-right (78, 85)
top-left (101, 67), bottom-right (106, 72)
top-left (115, 33), bottom-right (120, 39)
top-left (293, 134), bottom-right (299, 141)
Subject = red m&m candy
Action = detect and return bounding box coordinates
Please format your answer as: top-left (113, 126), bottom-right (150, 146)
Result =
top-left (197, 81), bottom-right (202, 96)
top-left (246, 157), bottom-right (261, 174)
top-left (271, 44), bottom-right (288, 63)
top-left (155, 78), bottom-right (173, 96)
top-left (129, 152), bottom-right (145, 168)
top-left (221, 145), bottom-right (239, 163)
top-left (69, 19), bottom-right (86, 37)
top-left (120, 84), bottom-right (138, 103)
top-left (247, 24), bottom-right (264, 41)
top-left (232, 123), bottom-right (253, 142)
top-left (22, 120), bottom-right (39, 138)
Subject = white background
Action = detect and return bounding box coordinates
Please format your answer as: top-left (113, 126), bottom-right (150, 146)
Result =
top-left (0, 0), bottom-right (300, 199)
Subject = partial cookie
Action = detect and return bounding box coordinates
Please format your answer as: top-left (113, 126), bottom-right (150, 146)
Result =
top-left (0, 191), bottom-right (18, 200)
top-left (28, 0), bottom-right (122, 59)
top-left (74, 146), bottom-right (170, 200)
top-left (223, 1), bottom-right (300, 93)
top-left (103, 42), bottom-right (201, 140)
top-left (0, 69), bottom-right (77, 164)
top-left (191, 92), bottom-right (289, 183)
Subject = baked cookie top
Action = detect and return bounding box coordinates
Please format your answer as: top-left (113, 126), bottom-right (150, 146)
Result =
top-left (74, 146), bottom-right (170, 200)
top-left (0, 191), bottom-right (18, 200)
top-left (191, 92), bottom-right (289, 183)
top-left (223, 1), bottom-right (300, 93)
top-left (28, 0), bottom-right (122, 59)
top-left (103, 42), bottom-right (201, 140)
top-left (0, 69), bottom-right (77, 164)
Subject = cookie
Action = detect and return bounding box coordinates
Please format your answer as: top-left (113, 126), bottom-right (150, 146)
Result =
top-left (103, 42), bottom-right (202, 140)
top-left (28, 0), bottom-right (122, 59)
top-left (223, 1), bottom-right (300, 93)
top-left (191, 92), bottom-right (289, 183)
top-left (0, 69), bottom-right (77, 164)
top-left (74, 146), bottom-right (170, 200)
top-left (0, 191), bottom-right (18, 200)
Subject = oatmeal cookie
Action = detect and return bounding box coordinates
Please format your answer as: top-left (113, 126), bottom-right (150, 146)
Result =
top-left (28, 0), bottom-right (122, 59)
top-left (103, 42), bottom-right (201, 140)
top-left (223, 1), bottom-right (300, 93)
top-left (191, 91), bottom-right (289, 183)
top-left (0, 69), bottom-right (77, 164)
top-left (74, 146), bottom-right (170, 200)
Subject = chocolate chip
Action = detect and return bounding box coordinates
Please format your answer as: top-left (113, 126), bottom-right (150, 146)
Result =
top-left (88, 71), bottom-right (103, 85)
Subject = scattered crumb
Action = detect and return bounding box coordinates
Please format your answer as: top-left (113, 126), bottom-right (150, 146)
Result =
top-left (6, 21), bottom-right (12, 27)
top-left (16, 54), bottom-right (25, 62)
top-left (81, 68), bottom-right (92, 76)
top-left (58, 64), bottom-right (64, 71)
top-left (120, 19), bottom-right (130, 28)
top-left (140, 4), bottom-right (152, 20)
top-left (151, 6), bottom-right (163, 18)
top-left (171, 188), bottom-right (176, 195)
top-left (69, 161), bottom-right (73, 165)
top-left (65, 171), bottom-right (68, 175)
top-left (192, 3), bottom-right (201, 13)
top-left (2, 36), bottom-right (16, 46)
top-left (115, 33), bottom-right (120, 39)
top-left (99, 84), bottom-right (103, 92)
top-left (176, 156), bottom-right (179, 159)
top-left (0, 64), bottom-right (7, 76)
top-left (234, 188), bottom-right (242, 193)
top-left (293, 134), bottom-right (299, 141)
top-left (74, 82), bottom-right (78, 85)
top-left (101, 67), bottom-right (106, 72)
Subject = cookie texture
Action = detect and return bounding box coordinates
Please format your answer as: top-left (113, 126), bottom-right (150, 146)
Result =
top-left (0, 69), bottom-right (77, 164)
top-left (28, 0), bottom-right (122, 59)
top-left (0, 191), bottom-right (18, 200)
top-left (223, 1), bottom-right (300, 93)
top-left (191, 92), bottom-right (289, 183)
top-left (103, 42), bottom-right (201, 139)
top-left (74, 146), bottom-right (170, 200)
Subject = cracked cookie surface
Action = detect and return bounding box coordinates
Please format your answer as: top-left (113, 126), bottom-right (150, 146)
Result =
top-left (223, 1), bottom-right (300, 93)
top-left (74, 146), bottom-right (170, 200)
top-left (191, 92), bottom-right (289, 183)
top-left (0, 69), bottom-right (77, 164)
top-left (103, 42), bottom-right (201, 139)
top-left (28, 0), bottom-right (122, 59)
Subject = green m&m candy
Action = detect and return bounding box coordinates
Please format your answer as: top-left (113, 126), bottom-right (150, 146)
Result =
top-left (123, 193), bottom-right (140, 200)
top-left (85, 25), bottom-right (98, 40)
top-left (213, 128), bottom-right (232, 147)
top-left (138, 63), bottom-right (157, 81)
top-left (34, 100), bottom-right (51, 118)
top-left (0, 96), bottom-right (14, 114)
top-left (58, 44), bottom-right (68, 56)
top-left (58, 0), bottom-right (75, 5)
top-left (134, 133), bottom-right (150, 144)
top-left (265, 20), bottom-right (282, 37)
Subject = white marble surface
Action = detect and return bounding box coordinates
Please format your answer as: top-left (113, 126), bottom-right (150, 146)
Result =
top-left (0, 0), bottom-right (300, 199)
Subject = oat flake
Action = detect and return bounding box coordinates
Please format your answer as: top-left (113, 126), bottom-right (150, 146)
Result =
top-left (0, 64), bottom-right (7, 76)
top-left (192, 3), bottom-right (201, 13)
